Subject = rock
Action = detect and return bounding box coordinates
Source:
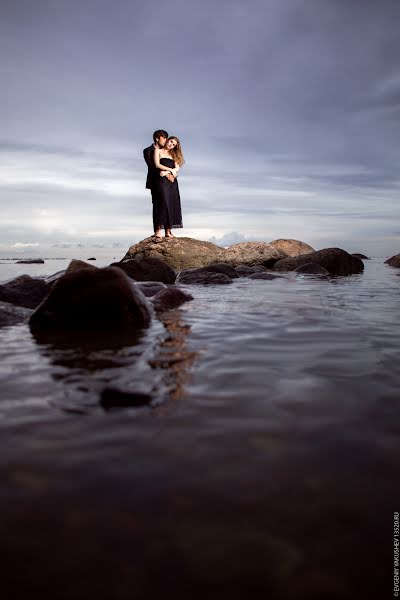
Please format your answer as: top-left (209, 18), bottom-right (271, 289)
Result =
top-left (176, 269), bottom-right (233, 285)
top-left (100, 387), bottom-right (152, 410)
top-left (352, 253), bottom-right (369, 260)
top-left (152, 288), bottom-right (194, 311)
top-left (0, 275), bottom-right (50, 308)
top-left (121, 236), bottom-right (226, 270)
top-left (224, 242), bottom-right (287, 267)
top-left (136, 281), bottom-right (168, 297)
top-left (87, 257), bottom-right (96, 260)
top-left (273, 247), bottom-right (364, 276)
top-left (198, 262), bottom-right (239, 278)
top-left (29, 265), bottom-right (152, 343)
top-left (15, 258), bottom-right (45, 264)
top-left (235, 265), bottom-right (268, 276)
top-left (0, 301), bottom-right (33, 327)
top-left (65, 259), bottom-right (97, 275)
top-left (112, 256), bottom-right (176, 284)
top-left (294, 262), bottom-right (330, 275)
top-left (385, 253), bottom-right (400, 268)
top-left (269, 239), bottom-right (315, 256)
top-left (44, 269), bottom-right (67, 285)
top-left (247, 272), bottom-right (286, 280)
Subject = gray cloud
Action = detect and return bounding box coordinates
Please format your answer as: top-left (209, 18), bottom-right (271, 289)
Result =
top-left (0, 0), bottom-right (399, 256)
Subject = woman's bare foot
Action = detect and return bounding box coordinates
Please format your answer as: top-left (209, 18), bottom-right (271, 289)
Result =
top-left (165, 230), bottom-right (175, 238)
top-left (153, 229), bottom-right (163, 239)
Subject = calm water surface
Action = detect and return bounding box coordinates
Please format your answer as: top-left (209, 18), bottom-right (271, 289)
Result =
top-left (0, 258), bottom-right (399, 599)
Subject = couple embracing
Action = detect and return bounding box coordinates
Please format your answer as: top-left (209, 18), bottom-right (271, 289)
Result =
top-left (143, 129), bottom-right (185, 240)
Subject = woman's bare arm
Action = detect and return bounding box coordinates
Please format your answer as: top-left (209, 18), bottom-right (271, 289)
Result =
top-left (153, 148), bottom-right (178, 176)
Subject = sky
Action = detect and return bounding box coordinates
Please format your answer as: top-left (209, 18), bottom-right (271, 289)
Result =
top-left (0, 0), bottom-right (399, 258)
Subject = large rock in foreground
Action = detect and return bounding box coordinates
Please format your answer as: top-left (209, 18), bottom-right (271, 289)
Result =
top-left (385, 253), bottom-right (400, 268)
top-left (121, 236), bottom-right (226, 270)
top-left (273, 247), bottom-right (364, 276)
top-left (111, 256), bottom-right (176, 284)
top-left (29, 263), bottom-right (152, 344)
top-left (269, 239), bottom-right (315, 256)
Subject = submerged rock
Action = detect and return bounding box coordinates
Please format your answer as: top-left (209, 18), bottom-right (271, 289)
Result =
top-left (0, 301), bottom-right (33, 327)
top-left (112, 256), bottom-right (176, 284)
top-left (270, 239), bottom-right (315, 256)
top-left (0, 275), bottom-right (50, 308)
top-left (176, 269), bottom-right (233, 285)
top-left (294, 262), bottom-right (330, 275)
top-left (385, 253), bottom-right (400, 268)
top-left (29, 264), bottom-right (152, 343)
top-left (235, 265), bottom-right (268, 276)
top-left (273, 247), bottom-right (364, 276)
top-left (247, 272), bottom-right (286, 280)
top-left (121, 236), bottom-right (226, 270)
top-left (152, 288), bottom-right (194, 311)
top-left (100, 387), bottom-right (152, 410)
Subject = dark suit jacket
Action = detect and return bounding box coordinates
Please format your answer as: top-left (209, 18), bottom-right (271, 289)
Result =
top-left (143, 144), bottom-right (158, 190)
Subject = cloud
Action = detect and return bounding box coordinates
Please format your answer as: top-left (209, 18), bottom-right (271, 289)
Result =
top-left (12, 242), bottom-right (39, 248)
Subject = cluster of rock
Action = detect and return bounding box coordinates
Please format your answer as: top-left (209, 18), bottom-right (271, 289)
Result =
top-left (3, 236), bottom-right (397, 342)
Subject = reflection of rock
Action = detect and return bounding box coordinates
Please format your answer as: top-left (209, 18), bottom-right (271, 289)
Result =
top-left (385, 253), bottom-right (400, 268)
top-left (176, 270), bottom-right (233, 285)
top-left (0, 275), bottom-right (50, 308)
top-left (294, 262), bottom-right (330, 275)
top-left (112, 256), bottom-right (176, 284)
top-left (29, 264), bottom-right (152, 343)
top-left (152, 288), bottom-right (194, 312)
top-left (274, 248), bottom-right (364, 276)
top-left (270, 238), bottom-right (315, 256)
top-left (224, 242), bottom-right (286, 267)
top-left (0, 301), bottom-right (33, 327)
top-left (15, 258), bottom-right (45, 264)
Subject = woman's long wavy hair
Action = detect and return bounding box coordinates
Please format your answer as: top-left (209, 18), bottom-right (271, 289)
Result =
top-left (168, 136), bottom-right (185, 167)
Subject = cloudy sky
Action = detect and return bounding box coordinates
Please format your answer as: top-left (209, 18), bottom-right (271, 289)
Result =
top-left (1, 0), bottom-right (399, 258)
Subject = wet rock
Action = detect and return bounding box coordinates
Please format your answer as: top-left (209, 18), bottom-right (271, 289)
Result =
top-left (136, 281), bottom-right (168, 297)
top-left (121, 236), bottom-right (226, 270)
top-left (44, 269), bottom-right (67, 285)
top-left (29, 265), bottom-right (152, 343)
top-left (273, 247), bottom-right (364, 276)
top-left (152, 288), bottom-right (194, 311)
top-left (385, 253), bottom-right (400, 267)
top-left (65, 260), bottom-right (97, 275)
top-left (352, 253), bottom-right (369, 260)
top-left (0, 301), bottom-right (33, 327)
top-left (112, 256), bottom-right (176, 284)
top-left (0, 275), bottom-right (50, 308)
top-left (247, 272), bottom-right (286, 280)
top-left (100, 387), bottom-right (152, 410)
top-left (294, 262), bottom-right (330, 275)
top-left (176, 269), bottom-right (233, 285)
top-left (235, 265), bottom-right (268, 276)
top-left (199, 262), bottom-right (239, 278)
top-left (224, 241), bottom-right (287, 267)
top-left (270, 238), bottom-right (315, 256)
top-left (15, 258), bottom-right (45, 264)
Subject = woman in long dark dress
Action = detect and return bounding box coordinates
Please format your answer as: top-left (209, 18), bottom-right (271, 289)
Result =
top-left (153, 136), bottom-right (184, 239)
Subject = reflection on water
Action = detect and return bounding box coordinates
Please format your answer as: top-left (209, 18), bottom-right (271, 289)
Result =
top-left (0, 259), bottom-right (399, 598)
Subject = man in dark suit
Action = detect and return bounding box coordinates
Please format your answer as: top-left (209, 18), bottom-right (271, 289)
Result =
top-left (143, 129), bottom-right (169, 192)
top-left (143, 129), bottom-right (173, 238)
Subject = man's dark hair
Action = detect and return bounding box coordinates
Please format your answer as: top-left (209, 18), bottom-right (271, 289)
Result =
top-left (153, 130), bottom-right (168, 143)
